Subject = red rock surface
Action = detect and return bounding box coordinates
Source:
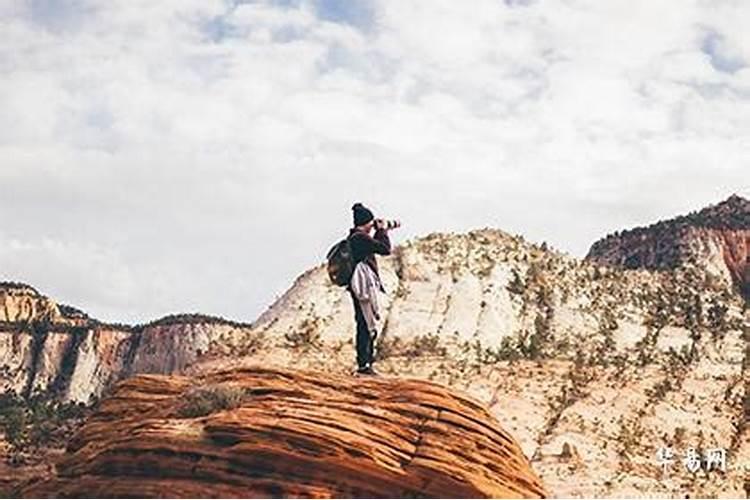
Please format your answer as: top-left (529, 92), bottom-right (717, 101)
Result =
top-left (20, 367), bottom-right (547, 499)
top-left (587, 195), bottom-right (750, 297)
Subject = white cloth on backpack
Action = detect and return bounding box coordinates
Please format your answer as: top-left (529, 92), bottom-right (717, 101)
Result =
top-left (350, 261), bottom-right (381, 332)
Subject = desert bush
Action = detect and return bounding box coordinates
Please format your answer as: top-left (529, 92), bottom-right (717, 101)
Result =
top-left (481, 336), bottom-right (524, 363)
top-left (177, 384), bottom-right (249, 418)
top-left (330, 338), bottom-right (349, 354)
top-left (666, 344), bottom-right (693, 370)
top-left (0, 392), bottom-right (88, 463)
top-left (225, 330), bottom-right (266, 357)
top-left (673, 426), bottom-right (687, 448)
top-left (283, 318), bottom-right (322, 350)
top-left (634, 327), bottom-right (660, 367)
top-left (516, 320), bottom-right (551, 360)
top-left (610, 353), bottom-right (629, 379)
top-left (568, 350), bottom-right (596, 394)
top-left (506, 269), bottom-right (525, 295)
top-left (375, 335), bottom-right (402, 360)
top-left (379, 333), bottom-right (446, 360)
top-left (404, 333), bottom-right (446, 357)
top-left (645, 378), bottom-right (673, 402)
top-left (0, 395), bottom-right (26, 447)
top-left (543, 353), bottom-right (594, 435)
top-left (616, 415), bottom-right (644, 464)
top-left (592, 310), bottom-right (618, 364)
top-left (706, 301), bottom-right (730, 340)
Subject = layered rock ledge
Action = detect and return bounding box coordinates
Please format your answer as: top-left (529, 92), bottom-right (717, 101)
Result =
top-left (21, 367), bottom-right (547, 498)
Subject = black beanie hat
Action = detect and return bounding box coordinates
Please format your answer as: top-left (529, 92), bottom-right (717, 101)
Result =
top-left (352, 202), bottom-right (374, 226)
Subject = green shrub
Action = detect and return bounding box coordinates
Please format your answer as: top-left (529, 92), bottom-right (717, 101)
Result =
top-left (0, 392), bottom-right (89, 463)
top-left (0, 401), bottom-right (26, 447)
top-left (480, 337), bottom-right (523, 363)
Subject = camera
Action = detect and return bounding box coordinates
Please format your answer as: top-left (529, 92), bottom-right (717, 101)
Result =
top-left (376, 219), bottom-right (401, 230)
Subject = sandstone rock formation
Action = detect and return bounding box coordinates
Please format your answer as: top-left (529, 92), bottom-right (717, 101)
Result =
top-left (2, 196), bottom-right (749, 497)
top-left (21, 367), bottom-right (547, 499)
top-left (195, 226), bottom-right (748, 498)
top-left (0, 283), bottom-right (258, 403)
top-left (0, 283), bottom-right (63, 324)
top-left (587, 195), bottom-right (750, 298)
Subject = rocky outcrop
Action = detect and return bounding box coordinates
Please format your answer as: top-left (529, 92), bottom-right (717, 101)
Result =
top-left (126, 318), bottom-right (246, 376)
top-left (0, 284), bottom-right (257, 403)
top-left (201, 226), bottom-right (748, 497)
top-left (20, 367), bottom-right (547, 499)
top-left (587, 195), bottom-right (750, 297)
top-left (249, 227), bottom-right (745, 361)
top-left (0, 283), bottom-right (63, 324)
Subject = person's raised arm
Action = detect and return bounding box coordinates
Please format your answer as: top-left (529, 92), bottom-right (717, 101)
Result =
top-left (369, 227), bottom-right (391, 255)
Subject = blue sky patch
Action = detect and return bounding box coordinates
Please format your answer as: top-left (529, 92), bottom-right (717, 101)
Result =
top-left (701, 31), bottom-right (746, 74)
top-left (312, 0), bottom-right (375, 30)
top-left (29, 0), bottom-right (95, 32)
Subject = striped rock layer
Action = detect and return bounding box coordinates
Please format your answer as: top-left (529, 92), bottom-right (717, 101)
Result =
top-left (22, 367), bottom-right (547, 499)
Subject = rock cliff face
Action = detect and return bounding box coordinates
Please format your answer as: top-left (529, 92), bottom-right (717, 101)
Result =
top-left (0, 284), bottom-right (64, 324)
top-left (586, 195), bottom-right (750, 298)
top-left (21, 367), bottom-right (547, 499)
top-left (0, 284), bottom-right (257, 403)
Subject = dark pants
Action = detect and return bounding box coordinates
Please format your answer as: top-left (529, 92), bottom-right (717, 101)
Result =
top-left (350, 290), bottom-right (375, 369)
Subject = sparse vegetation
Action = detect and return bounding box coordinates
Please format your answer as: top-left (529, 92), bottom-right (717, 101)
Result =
top-left (506, 269), bottom-right (525, 295)
top-left (541, 351), bottom-right (596, 438)
top-left (58, 303), bottom-right (89, 320)
top-left (218, 330), bottom-right (266, 358)
top-left (478, 336), bottom-right (524, 364)
top-left (404, 333), bottom-right (446, 357)
top-left (592, 309), bottom-right (618, 364)
top-left (706, 300), bottom-right (730, 340)
top-left (673, 426), bottom-right (687, 448)
top-left (0, 392), bottom-right (89, 465)
top-left (140, 313), bottom-right (253, 330)
top-left (377, 333), bottom-right (446, 360)
top-left (616, 415), bottom-right (645, 466)
top-left (177, 384), bottom-right (250, 418)
top-left (645, 378), bottom-right (674, 402)
top-left (610, 352), bottom-right (629, 379)
top-left (0, 282), bottom-right (40, 294)
top-left (330, 338), bottom-right (350, 355)
top-left (506, 261), bottom-right (557, 360)
top-left (283, 318), bottom-right (323, 350)
top-left (634, 326), bottom-right (660, 367)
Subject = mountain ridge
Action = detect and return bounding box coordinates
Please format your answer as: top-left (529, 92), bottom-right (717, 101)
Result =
top-left (587, 195), bottom-right (749, 298)
top-left (1, 196), bottom-right (749, 497)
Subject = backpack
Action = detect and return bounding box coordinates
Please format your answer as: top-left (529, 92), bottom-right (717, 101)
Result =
top-left (326, 237), bottom-right (355, 287)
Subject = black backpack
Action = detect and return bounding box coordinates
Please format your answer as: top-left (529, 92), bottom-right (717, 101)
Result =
top-left (326, 237), bottom-right (354, 286)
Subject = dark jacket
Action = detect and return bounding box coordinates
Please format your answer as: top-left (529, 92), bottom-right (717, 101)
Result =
top-left (348, 227), bottom-right (391, 280)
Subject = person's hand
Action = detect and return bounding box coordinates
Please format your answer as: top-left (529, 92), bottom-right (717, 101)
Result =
top-left (375, 219), bottom-right (386, 231)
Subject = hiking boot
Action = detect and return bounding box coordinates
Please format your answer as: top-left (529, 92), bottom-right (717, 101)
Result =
top-left (356, 365), bottom-right (378, 376)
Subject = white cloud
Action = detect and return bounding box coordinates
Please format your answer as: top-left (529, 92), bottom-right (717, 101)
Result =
top-left (0, 0), bottom-right (748, 323)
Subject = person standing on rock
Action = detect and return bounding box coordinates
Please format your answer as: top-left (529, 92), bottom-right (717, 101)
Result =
top-left (347, 202), bottom-right (399, 375)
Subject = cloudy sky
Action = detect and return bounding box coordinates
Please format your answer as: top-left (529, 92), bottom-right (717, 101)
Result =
top-left (1, 0), bottom-right (748, 324)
